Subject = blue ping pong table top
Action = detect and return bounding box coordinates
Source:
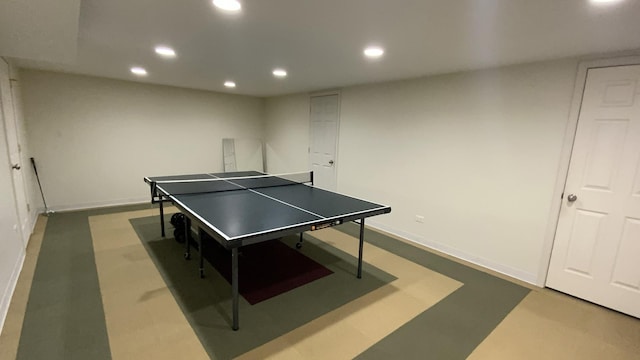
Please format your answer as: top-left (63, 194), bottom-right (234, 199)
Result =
top-left (145, 171), bottom-right (391, 245)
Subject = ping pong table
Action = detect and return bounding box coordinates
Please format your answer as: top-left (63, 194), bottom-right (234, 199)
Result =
top-left (144, 171), bottom-right (391, 330)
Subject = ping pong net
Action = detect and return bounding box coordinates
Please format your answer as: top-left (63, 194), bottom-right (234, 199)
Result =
top-left (151, 171), bottom-right (313, 196)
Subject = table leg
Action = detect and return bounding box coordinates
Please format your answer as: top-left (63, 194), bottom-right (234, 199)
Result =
top-left (198, 228), bottom-right (205, 278)
top-left (159, 200), bottom-right (165, 237)
top-left (296, 232), bottom-right (304, 249)
top-left (357, 218), bottom-right (365, 279)
top-left (232, 247), bottom-right (239, 330)
top-left (184, 217), bottom-right (191, 260)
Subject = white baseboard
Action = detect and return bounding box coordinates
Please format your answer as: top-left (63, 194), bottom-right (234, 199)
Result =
top-left (23, 211), bottom-right (40, 248)
top-left (40, 197), bottom-right (149, 213)
top-left (366, 220), bottom-right (540, 286)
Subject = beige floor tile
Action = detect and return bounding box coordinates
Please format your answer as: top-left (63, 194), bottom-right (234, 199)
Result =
top-left (149, 337), bottom-right (210, 360)
top-left (95, 255), bottom-right (166, 294)
top-left (235, 338), bottom-right (306, 360)
top-left (291, 320), bottom-right (373, 360)
top-left (468, 289), bottom-right (640, 360)
top-left (109, 326), bottom-right (166, 359)
top-left (92, 229), bottom-right (142, 251)
top-left (89, 211), bottom-right (209, 360)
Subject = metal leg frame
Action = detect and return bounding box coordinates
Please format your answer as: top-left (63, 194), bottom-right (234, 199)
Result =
top-left (159, 200), bottom-right (165, 237)
top-left (296, 232), bottom-right (304, 249)
top-left (357, 218), bottom-right (365, 279)
top-left (182, 218), bottom-right (239, 330)
top-left (169, 212), bottom-right (366, 330)
top-left (150, 183), bottom-right (166, 238)
top-left (199, 228), bottom-right (205, 278)
top-left (232, 248), bottom-right (239, 330)
top-left (184, 218), bottom-right (191, 260)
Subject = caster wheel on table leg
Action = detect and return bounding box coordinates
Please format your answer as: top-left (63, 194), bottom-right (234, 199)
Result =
top-left (296, 242), bottom-right (302, 249)
top-left (184, 252), bottom-right (191, 260)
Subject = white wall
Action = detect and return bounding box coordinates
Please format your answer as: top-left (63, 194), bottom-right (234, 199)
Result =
top-left (264, 93), bottom-right (310, 174)
top-left (265, 59), bottom-right (579, 284)
top-left (20, 70), bottom-right (264, 210)
top-left (15, 58), bottom-right (581, 286)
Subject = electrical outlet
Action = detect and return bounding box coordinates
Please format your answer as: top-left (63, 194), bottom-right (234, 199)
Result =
top-left (415, 215), bottom-right (425, 223)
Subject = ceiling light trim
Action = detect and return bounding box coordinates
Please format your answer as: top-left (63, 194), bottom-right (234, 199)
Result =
top-left (272, 68), bottom-right (287, 78)
top-left (213, 0), bottom-right (242, 12)
top-left (155, 46), bottom-right (176, 58)
top-left (364, 46), bottom-right (385, 59)
top-left (130, 67), bottom-right (148, 76)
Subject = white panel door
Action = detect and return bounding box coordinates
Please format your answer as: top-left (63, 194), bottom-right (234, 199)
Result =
top-left (0, 60), bottom-right (27, 246)
top-left (547, 65), bottom-right (640, 318)
top-left (309, 94), bottom-right (339, 191)
top-left (0, 66), bottom-right (23, 318)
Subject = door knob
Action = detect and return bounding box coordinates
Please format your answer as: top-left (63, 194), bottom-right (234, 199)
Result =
top-left (328, 160), bottom-right (334, 165)
top-left (12, 163), bottom-right (20, 170)
top-left (567, 194), bottom-right (577, 202)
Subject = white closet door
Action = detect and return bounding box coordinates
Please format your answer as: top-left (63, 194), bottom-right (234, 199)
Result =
top-left (547, 64), bottom-right (640, 318)
top-left (309, 94), bottom-right (339, 191)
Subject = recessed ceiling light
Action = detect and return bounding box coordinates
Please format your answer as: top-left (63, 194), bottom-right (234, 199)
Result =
top-left (364, 46), bottom-right (384, 59)
top-left (130, 67), bottom-right (147, 76)
top-left (224, 81), bottom-right (236, 88)
top-left (590, 0), bottom-right (624, 4)
top-left (155, 46), bottom-right (176, 58)
top-left (213, 0), bottom-right (241, 11)
top-left (272, 68), bottom-right (287, 78)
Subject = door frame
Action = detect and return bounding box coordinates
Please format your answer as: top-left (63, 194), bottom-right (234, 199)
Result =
top-left (538, 53), bottom-right (640, 287)
top-left (308, 89), bottom-right (341, 190)
top-left (0, 58), bottom-right (28, 246)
